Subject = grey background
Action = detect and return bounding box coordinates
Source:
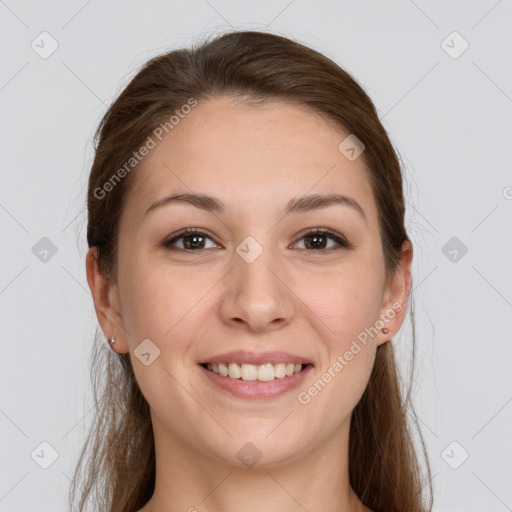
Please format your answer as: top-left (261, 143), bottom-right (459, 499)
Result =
top-left (1, 1), bottom-right (511, 511)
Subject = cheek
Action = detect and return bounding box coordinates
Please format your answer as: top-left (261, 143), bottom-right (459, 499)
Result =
top-left (118, 264), bottom-right (204, 404)
top-left (299, 324), bottom-right (377, 424)
top-left (296, 267), bottom-right (381, 406)
top-left (118, 260), bottom-right (221, 398)
top-left (119, 257), bottom-right (206, 342)
top-left (301, 266), bottom-right (384, 340)
top-left (296, 334), bottom-right (376, 434)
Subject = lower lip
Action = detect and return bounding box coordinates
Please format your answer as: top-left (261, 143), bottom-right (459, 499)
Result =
top-left (198, 364), bottom-right (313, 400)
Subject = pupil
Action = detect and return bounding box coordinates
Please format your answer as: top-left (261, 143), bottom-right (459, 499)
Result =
top-left (306, 234), bottom-right (325, 249)
top-left (185, 235), bottom-right (204, 250)
top-left (183, 234), bottom-right (328, 250)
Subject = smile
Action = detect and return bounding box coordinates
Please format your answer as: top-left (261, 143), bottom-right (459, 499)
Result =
top-left (199, 362), bottom-right (313, 400)
top-left (202, 362), bottom-right (305, 381)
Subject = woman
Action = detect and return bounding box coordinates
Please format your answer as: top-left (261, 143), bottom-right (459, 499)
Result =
top-left (71, 30), bottom-right (433, 512)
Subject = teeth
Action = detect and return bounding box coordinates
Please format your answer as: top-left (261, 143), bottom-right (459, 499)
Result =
top-left (205, 362), bottom-right (305, 381)
top-left (228, 363), bottom-right (241, 379)
top-left (274, 363), bottom-right (286, 378)
top-left (241, 363), bottom-right (258, 381)
top-left (257, 363), bottom-right (274, 381)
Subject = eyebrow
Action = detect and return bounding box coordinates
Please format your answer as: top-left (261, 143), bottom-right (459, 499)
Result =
top-left (144, 192), bottom-right (367, 223)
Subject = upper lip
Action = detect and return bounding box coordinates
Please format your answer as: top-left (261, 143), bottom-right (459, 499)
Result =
top-left (199, 350), bottom-right (313, 366)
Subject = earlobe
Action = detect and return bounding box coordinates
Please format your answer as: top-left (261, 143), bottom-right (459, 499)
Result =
top-left (85, 247), bottom-right (128, 353)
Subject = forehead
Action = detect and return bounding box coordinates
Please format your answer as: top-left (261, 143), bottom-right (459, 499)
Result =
top-left (122, 96), bottom-right (378, 226)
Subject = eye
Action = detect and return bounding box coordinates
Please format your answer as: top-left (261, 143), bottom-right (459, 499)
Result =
top-left (163, 228), bottom-right (219, 251)
top-left (162, 228), bottom-right (351, 252)
top-left (292, 229), bottom-right (351, 251)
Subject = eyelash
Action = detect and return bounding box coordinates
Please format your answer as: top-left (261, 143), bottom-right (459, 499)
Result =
top-left (162, 227), bottom-right (352, 253)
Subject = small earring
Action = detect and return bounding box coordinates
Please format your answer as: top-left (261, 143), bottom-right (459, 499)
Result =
top-left (381, 327), bottom-right (389, 334)
top-left (108, 336), bottom-right (116, 347)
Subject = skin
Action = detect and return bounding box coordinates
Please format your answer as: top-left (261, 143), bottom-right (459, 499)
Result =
top-left (86, 96), bottom-right (413, 512)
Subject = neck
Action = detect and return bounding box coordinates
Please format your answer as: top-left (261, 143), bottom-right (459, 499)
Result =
top-left (140, 415), bottom-right (368, 512)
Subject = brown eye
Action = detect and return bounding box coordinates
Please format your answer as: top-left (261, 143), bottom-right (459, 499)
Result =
top-left (162, 228), bottom-right (351, 253)
top-left (293, 229), bottom-right (350, 251)
top-left (163, 229), bottom-right (218, 251)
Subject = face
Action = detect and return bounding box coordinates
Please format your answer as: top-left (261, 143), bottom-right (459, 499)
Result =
top-left (87, 96), bottom-right (412, 469)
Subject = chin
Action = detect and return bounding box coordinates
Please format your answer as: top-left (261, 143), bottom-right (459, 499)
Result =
top-left (207, 431), bottom-right (307, 470)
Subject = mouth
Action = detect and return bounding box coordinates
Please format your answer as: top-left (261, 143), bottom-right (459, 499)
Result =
top-left (200, 361), bottom-right (312, 382)
top-left (198, 355), bottom-right (314, 400)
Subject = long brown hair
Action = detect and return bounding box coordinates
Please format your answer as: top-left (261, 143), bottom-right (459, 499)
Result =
top-left (70, 29), bottom-right (433, 512)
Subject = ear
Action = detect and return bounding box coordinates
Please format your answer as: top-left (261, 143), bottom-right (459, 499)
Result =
top-left (85, 247), bottom-right (129, 354)
top-left (376, 240), bottom-right (413, 347)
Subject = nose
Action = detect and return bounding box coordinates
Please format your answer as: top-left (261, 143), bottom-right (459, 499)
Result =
top-left (219, 245), bottom-right (294, 333)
